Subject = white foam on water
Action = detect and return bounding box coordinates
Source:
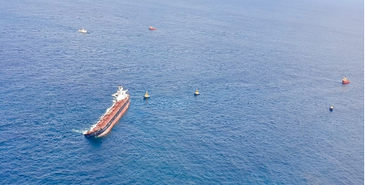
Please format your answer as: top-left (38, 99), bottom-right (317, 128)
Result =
top-left (72, 129), bottom-right (88, 134)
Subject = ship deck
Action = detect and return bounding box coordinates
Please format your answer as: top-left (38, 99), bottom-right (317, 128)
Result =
top-left (87, 97), bottom-right (129, 133)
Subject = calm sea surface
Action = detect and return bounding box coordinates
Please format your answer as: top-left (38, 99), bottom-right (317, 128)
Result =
top-left (0, 0), bottom-right (363, 184)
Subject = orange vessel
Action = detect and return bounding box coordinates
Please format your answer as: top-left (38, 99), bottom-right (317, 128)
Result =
top-left (149, 26), bottom-right (157, 30)
top-left (84, 86), bottom-right (130, 137)
top-left (342, 77), bottom-right (350, 84)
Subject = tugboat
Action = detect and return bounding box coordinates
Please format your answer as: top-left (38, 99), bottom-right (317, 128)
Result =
top-left (149, 26), bottom-right (157, 30)
top-left (78, 28), bottom-right (88, 33)
top-left (194, 88), bottom-right (200, 96)
top-left (144, 91), bottom-right (150, 99)
top-left (342, 77), bottom-right (350, 84)
top-left (84, 86), bottom-right (130, 138)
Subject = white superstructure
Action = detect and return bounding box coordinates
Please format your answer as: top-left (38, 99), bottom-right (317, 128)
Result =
top-left (112, 86), bottom-right (128, 101)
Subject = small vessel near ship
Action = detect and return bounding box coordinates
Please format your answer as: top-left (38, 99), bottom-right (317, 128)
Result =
top-left (143, 91), bottom-right (150, 99)
top-left (342, 77), bottom-right (350, 84)
top-left (84, 86), bottom-right (130, 137)
top-left (194, 88), bottom-right (200, 96)
top-left (78, 28), bottom-right (88, 33)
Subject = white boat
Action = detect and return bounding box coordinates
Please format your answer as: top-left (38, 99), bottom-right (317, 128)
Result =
top-left (78, 28), bottom-right (87, 33)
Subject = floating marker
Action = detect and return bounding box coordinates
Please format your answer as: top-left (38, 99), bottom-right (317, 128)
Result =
top-left (144, 91), bottom-right (150, 99)
top-left (194, 88), bottom-right (200, 96)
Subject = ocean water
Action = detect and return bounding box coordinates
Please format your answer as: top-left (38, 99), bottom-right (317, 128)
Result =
top-left (0, 0), bottom-right (363, 184)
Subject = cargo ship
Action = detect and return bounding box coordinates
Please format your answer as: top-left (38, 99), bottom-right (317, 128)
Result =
top-left (84, 86), bottom-right (130, 137)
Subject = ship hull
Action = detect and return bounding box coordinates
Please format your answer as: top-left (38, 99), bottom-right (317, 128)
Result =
top-left (342, 80), bottom-right (350, 84)
top-left (97, 99), bottom-right (130, 137)
top-left (84, 96), bottom-right (130, 138)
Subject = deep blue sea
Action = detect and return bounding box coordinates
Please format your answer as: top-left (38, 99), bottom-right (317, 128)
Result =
top-left (0, 0), bottom-right (364, 184)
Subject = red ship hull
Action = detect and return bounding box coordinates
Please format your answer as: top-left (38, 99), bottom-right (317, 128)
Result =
top-left (84, 95), bottom-right (130, 137)
top-left (342, 80), bottom-right (350, 84)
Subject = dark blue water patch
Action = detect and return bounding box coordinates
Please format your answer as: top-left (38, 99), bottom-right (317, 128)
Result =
top-left (0, 0), bottom-right (363, 184)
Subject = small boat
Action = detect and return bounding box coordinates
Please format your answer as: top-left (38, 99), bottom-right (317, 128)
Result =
top-left (342, 77), bottom-right (350, 84)
top-left (194, 88), bottom-right (200, 96)
top-left (78, 28), bottom-right (88, 33)
top-left (329, 105), bottom-right (334, 111)
top-left (149, 26), bottom-right (157, 30)
top-left (144, 91), bottom-right (150, 99)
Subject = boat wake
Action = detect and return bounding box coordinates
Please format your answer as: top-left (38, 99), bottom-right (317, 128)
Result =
top-left (72, 129), bottom-right (89, 134)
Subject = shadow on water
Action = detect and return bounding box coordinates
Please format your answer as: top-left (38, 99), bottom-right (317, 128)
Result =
top-left (341, 83), bottom-right (350, 93)
top-left (143, 98), bottom-right (149, 105)
top-left (85, 136), bottom-right (103, 147)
